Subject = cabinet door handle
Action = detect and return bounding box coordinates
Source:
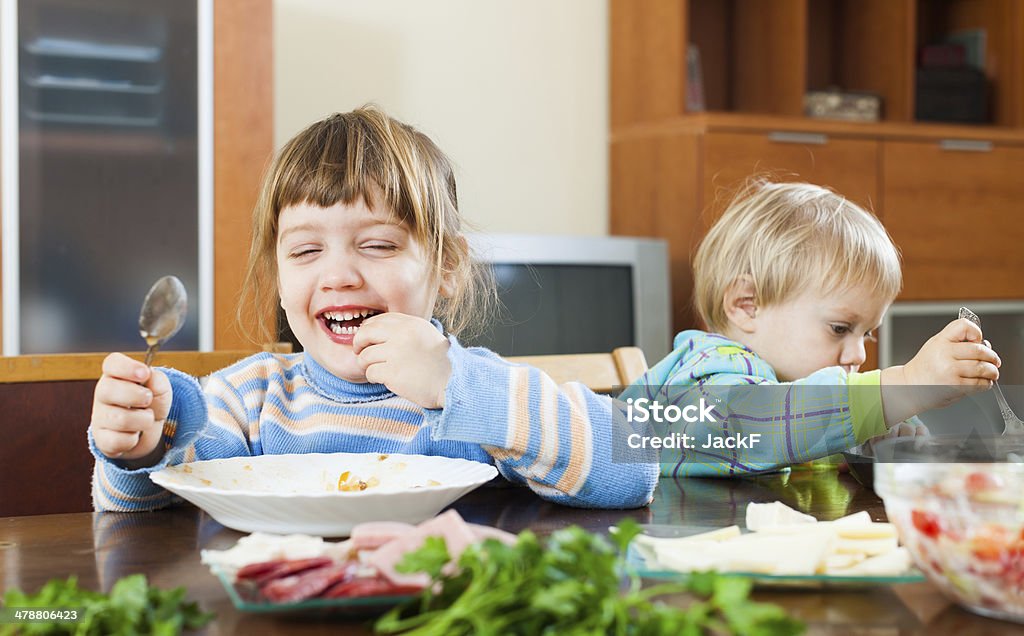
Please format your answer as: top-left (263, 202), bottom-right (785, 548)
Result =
top-left (768, 131), bottom-right (828, 145)
top-left (939, 139), bottom-right (993, 152)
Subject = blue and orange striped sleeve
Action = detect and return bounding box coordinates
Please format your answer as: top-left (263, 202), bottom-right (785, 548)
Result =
top-left (89, 368), bottom-right (211, 511)
top-left (425, 339), bottom-right (659, 509)
top-left (89, 356), bottom-right (269, 512)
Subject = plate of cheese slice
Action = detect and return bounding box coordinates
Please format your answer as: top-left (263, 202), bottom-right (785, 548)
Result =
top-left (628, 501), bottom-right (925, 589)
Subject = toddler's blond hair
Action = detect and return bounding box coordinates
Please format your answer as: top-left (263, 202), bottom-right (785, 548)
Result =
top-left (693, 180), bottom-right (902, 332)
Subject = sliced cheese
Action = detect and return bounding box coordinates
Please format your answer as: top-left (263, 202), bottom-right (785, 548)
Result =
top-left (834, 522), bottom-right (897, 541)
top-left (635, 525), bottom-right (741, 546)
top-left (652, 540), bottom-right (729, 573)
top-left (634, 526), bottom-right (741, 564)
top-left (752, 523), bottom-right (828, 536)
top-left (746, 501), bottom-right (817, 531)
top-left (640, 501), bottom-right (910, 579)
top-left (831, 511), bottom-right (872, 527)
top-left (823, 552), bottom-right (866, 572)
top-left (723, 532), bottom-right (834, 575)
top-left (827, 547), bottom-right (911, 576)
top-left (835, 536), bottom-right (899, 556)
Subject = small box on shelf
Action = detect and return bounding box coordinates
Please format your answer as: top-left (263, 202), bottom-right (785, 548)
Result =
top-left (915, 67), bottom-right (988, 124)
top-left (803, 90), bottom-right (882, 123)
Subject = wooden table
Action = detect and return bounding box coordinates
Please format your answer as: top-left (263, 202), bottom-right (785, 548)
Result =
top-left (2, 472), bottom-right (1021, 635)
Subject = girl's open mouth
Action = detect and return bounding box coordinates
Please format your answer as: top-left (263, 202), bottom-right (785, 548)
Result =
top-left (318, 308), bottom-right (382, 337)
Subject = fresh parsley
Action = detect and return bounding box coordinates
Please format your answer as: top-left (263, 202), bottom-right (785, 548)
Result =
top-left (1, 574), bottom-right (213, 636)
top-left (375, 519), bottom-right (804, 635)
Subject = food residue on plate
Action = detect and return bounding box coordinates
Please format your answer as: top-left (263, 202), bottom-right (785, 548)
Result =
top-left (337, 471), bottom-right (380, 492)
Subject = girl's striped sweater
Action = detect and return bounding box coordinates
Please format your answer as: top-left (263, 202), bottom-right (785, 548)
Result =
top-left (90, 336), bottom-right (660, 511)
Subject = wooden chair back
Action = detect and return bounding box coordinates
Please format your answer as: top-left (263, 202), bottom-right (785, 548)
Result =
top-left (508, 346), bottom-right (648, 393)
top-left (0, 344), bottom-right (646, 517)
top-left (0, 344), bottom-right (292, 383)
top-left (0, 346), bottom-right (288, 517)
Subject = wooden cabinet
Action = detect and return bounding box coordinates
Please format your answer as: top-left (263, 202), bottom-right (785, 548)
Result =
top-left (0, 0), bottom-right (272, 354)
top-left (213, 0), bottom-right (274, 349)
top-left (702, 131), bottom-right (879, 221)
top-left (882, 139), bottom-right (1024, 300)
top-left (611, 0), bottom-right (1024, 345)
top-left (611, 129), bottom-right (702, 330)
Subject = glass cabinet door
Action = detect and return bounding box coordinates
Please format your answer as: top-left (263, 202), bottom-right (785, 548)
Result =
top-left (3, 0), bottom-right (206, 354)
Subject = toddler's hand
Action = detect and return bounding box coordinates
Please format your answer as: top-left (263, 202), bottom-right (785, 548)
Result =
top-left (90, 352), bottom-right (172, 465)
top-left (863, 419), bottom-right (929, 455)
top-left (353, 313), bottom-right (451, 409)
top-left (902, 318), bottom-right (1000, 386)
top-left (880, 318), bottom-right (1000, 422)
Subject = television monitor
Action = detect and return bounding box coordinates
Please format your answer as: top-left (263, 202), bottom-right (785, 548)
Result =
top-left (880, 300), bottom-right (1024, 436)
top-left (276, 233), bottom-right (673, 363)
top-left (463, 233), bottom-right (672, 361)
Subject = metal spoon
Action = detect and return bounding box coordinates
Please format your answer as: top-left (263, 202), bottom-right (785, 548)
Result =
top-left (958, 307), bottom-right (1024, 435)
top-left (139, 275), bottom-right (188, 366)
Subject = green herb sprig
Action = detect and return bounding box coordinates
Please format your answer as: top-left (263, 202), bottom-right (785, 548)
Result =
top-left (374, 519), bottom-right (804, 635)
top-left (1, 574), bottom-right (213, 636)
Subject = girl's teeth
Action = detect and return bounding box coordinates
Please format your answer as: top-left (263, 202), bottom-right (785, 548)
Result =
top-left (323, 309), bottom-right (378, 321)
top-left (328, 323), bottom-right (359, 335)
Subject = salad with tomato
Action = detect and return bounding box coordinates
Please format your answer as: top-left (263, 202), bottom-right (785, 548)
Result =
top-left (879, 463), bottom-right (1024, 623)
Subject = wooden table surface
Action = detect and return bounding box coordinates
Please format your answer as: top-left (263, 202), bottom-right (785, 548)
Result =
top-left (2, 471), bottom-right (1021, 635)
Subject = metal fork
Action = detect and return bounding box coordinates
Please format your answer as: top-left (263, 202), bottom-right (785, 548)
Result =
top-left (959, 307), bottom-right (1024, 435)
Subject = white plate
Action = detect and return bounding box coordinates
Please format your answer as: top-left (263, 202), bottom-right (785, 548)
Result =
top-left (151, 452), bottom-right (497, 537)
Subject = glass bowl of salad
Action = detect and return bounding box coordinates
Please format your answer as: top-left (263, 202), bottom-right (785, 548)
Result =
top-left (874, 436), bottom-right (1024, 623)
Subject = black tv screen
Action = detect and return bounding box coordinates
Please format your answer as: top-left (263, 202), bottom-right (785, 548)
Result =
top-left (465, 264), bottom-right (634, 356)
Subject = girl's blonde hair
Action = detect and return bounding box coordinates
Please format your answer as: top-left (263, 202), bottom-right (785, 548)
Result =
top-left (239, 106), bottom-right (495, 343)
top-left (693, 180), bottom-right (902, 332)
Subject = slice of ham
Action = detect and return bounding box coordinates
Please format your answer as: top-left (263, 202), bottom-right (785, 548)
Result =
top-left (364, 510), bottom-right (478, 587)
top-left (261, 562), bottom-right (358, 603)
top-left (350, 521), bottom-right (417, 551)
top-left (347, 520), bottom-right (515, 552)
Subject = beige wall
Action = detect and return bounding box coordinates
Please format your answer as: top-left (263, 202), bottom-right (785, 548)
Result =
top-left (273, 0), bottom-right (608, 235)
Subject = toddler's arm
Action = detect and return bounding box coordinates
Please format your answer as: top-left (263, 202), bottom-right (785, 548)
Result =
top-left (622, 334), bottom-right (920, 476)
top-left (631, 320), bottom-right (997, 476)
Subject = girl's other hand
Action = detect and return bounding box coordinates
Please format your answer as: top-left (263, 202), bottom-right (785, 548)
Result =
top-left (90, 352), bottom-right (172, 464)
top-left (353, 313), bottom-right (451, 409)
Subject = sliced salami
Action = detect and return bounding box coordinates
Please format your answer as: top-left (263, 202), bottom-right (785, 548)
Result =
top-left (322, 576), bottom-right (424, 599)
top-left (238, 556), bottom-right (334, 585)
top-left (261, 562), bottom-right (359, 603)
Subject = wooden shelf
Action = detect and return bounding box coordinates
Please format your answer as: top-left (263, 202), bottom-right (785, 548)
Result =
top-left (611, 112), bottom-right (1024, 144)
top-left (610, 0), bottom-right (1024, 334)
top-left (917, 0), bottom-right (1024, 127)
top-left (613, 0), bottom-right (1024, 128)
